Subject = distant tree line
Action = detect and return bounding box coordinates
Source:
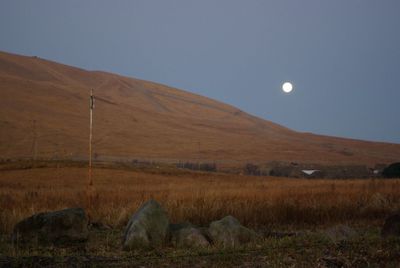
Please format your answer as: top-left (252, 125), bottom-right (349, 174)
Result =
top-left (243, 163), bottom-right (271, 176)
top-left (242, 162), bottom-right (400, 179)
top-left (176, 162), bottom-right (217, 172)
top-left (382, 162), bottom-right (400, 178)
top-left (243, 163), bottom-right (261, 176)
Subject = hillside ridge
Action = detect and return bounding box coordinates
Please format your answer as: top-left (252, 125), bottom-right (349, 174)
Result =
top-left (1, 50), bottom-right (399, 167)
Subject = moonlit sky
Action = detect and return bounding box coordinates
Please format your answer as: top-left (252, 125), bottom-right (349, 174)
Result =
top-left (1, 1), bottom-right (399, 143)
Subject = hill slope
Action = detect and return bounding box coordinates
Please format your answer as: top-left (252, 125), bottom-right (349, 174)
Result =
top-left (0, 51), bottom-right (399, 167)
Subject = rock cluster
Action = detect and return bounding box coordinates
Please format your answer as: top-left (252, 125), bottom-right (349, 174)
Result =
top-left (122, 200), bottom-right (257, 249)
top-left (12, 200), bottom-right (258, 249)
top-left (11, 200), bottom-right (400, 252)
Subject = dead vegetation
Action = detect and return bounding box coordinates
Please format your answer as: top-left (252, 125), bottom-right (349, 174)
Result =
top-left (1, 167), bottom-right (400, 234)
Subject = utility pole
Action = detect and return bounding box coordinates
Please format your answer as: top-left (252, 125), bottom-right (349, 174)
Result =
top-left (89, 89), bottom-right (94, 186)
top-left (86, 89), bottom-right (96, 211)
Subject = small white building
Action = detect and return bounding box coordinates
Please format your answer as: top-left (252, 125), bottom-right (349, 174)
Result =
top-left (301, 170), bottom-right (320, 176)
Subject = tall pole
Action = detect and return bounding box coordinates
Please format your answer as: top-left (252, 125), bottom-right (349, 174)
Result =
top-left (89, 89), bottom-right (94, 186)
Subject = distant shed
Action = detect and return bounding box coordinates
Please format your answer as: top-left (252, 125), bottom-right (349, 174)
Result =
top-left (301, 169), bottom-right (324, 178)
top-left (302, 170), bottom-right (319, 176)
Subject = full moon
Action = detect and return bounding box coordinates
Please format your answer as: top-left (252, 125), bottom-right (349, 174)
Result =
top-left (282, 82), bottom-right (293, 93)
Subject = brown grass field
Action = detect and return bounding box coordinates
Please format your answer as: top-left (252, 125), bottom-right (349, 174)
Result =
top-left (1, 166), bottom-right (399, 234)
top-left (1, 166), bottom-right (400, 266)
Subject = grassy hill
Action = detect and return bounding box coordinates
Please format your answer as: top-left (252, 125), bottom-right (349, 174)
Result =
top-left (1, 51), bottom-right (399, 168)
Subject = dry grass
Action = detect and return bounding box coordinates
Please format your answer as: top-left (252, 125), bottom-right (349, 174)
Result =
top-left (1, 167), bottom-right (400, 234)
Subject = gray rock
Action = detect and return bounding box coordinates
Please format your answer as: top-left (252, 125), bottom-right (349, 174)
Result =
top-left (208, 216), bottom-right (257, 248)
top-left (169, 222), bottom-right (194, 233)
top-left (122, 200), bottom-right (169, 250)
top-left (325, 225), bottom-right (357, 243)
top-left (12, 208), bottom-right (88, 246)
top-left (381, 213), bottom-right (400, 238)
top-left (171, 226), bottom-right (210, 248)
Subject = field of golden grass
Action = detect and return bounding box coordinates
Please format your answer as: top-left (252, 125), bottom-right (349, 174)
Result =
top-left (1, 166), bottom-right (399, 234)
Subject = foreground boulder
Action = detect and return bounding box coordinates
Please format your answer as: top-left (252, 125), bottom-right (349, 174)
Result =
top-left (122, 200), bottom-right (169, 250)
top-left (381, 213), bottom-right (400, 238)
top-left (208, 216), bottom-right (257, 248)
top-left (12, 208), bottom-right (88, 246)
top-left (325, 225), bottom-right (357, 243)
top-left (170, 223), bottom-right (210, 248)
top-left (169, 222), bottom-right (194, 233)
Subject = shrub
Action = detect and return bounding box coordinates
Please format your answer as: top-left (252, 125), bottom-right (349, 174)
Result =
top-left (382, 162), bottom-right (400, 178)
top-left (176, 162), bottom-right (217, 172)
top-left (244, 163), bottom-right (261, 176)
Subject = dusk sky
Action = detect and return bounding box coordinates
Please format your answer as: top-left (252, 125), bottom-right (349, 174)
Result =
top-left (1, 1), bottom-right (399, 143)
